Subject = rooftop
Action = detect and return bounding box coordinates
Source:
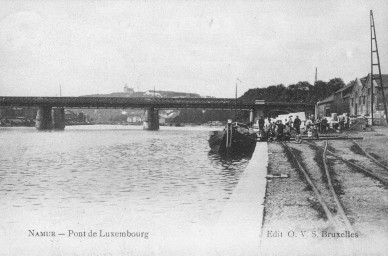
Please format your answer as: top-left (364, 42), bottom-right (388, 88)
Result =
top-left (364, 74), bottom-right (388, 88)
top-left (335, 83), bottom-right (354, 93)
top-left (317, 94), bottom-right (334, 105)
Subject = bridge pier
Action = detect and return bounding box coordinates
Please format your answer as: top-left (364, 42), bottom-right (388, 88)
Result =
top-left (35, 106), bottom-right (53, 130)
top-left (143, 107), bottom-right (159, 130)
top-left (52, 108), bottom-right (65, 130)
top-left (35, 107), bottom-right (65, 130)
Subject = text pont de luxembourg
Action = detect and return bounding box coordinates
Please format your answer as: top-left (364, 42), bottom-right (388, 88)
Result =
top-left (28, 229), bottom-right (149, 239)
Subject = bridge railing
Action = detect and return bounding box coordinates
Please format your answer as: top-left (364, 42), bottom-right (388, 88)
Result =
top-left (0, 96), bottom-right (258, 109)
top-left (0, 96), bottom-right (315, 109)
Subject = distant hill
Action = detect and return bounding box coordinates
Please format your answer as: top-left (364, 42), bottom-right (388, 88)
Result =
top-left (81, 90), bottom-right (203, 98)
top-left (76, 89), bottom-right (209, 123)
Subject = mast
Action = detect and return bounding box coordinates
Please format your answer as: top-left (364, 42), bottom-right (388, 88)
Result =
top-left (370, 10), bottom-right (388, 125)
top-left (234, 83), bottom-right (237, 121)
top-left (315, 67), bottom-right (318, 84)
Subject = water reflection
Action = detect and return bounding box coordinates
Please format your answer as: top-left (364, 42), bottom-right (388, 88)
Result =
top-left (207, 147), bottom-right (254, 171)
top-left (207, 148), bottom-right (254, 194)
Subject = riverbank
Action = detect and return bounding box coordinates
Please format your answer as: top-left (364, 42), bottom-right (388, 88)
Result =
top-left (0, 118), bottom-right (95, 127)
top-left (0, 118), bottom-right (34, 127)
top-left (260, 127), bottom-right (388, 255)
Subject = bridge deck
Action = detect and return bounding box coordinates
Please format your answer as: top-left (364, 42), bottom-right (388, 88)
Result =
top-left (0, 96), bottom-right (314, 110)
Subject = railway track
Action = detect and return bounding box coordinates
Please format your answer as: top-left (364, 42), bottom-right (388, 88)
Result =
top-left (304, 140), bottom-right (388, 186)
top-left (351, 139), bottom-right (388, 172)
top-left (281, 141), bottom-right (355, 232)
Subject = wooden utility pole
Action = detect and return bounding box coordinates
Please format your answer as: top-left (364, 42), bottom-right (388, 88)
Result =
top-left (370, 10), bottom-right (388, 125)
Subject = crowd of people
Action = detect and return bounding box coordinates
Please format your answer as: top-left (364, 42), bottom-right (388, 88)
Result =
top-left (257, 116), bottom-right (295, 142)
top-left (257, 113), bottom-right (351, 142)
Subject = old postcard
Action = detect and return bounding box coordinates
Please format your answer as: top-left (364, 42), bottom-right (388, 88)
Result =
top-left (1, 0), bottom-right (387, 255)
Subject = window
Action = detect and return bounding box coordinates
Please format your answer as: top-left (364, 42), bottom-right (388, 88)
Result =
top-left (363, 96), bottom-right (366, 105)
top-left (351, 98), bottom-right (354, 106)
top-left (368, 88), bottom-right (371, 95)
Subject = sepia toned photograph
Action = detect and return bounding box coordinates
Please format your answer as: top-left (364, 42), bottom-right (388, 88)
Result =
top-left (0, 0), bottom-right (387, 255)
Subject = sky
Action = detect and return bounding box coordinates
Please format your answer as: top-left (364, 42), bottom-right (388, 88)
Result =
top-left (0, 0), bottom-right (387, 98)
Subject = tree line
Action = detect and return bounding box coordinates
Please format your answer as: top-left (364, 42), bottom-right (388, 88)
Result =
top-left (173, 78), bottom-right (350, 123)
top-left (240, 78), bottom-right (346, 103)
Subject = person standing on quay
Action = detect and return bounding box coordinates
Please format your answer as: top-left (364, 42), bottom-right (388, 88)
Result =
top-left (339, 115), bottom-right (345, 131)
top-left (315, 116), bottom-right (322, 133)
top-left (345, 114), bottom-right (350, 130)
top-left (259, 116), bottom-right (265, 133)
top-left (310, 114), bottom-right (315, 123)
top-left (275, 120), bottom-right (285, 141)
top-left (294, 115), bottom-right (301, 134)
top-left (288, 116), bottom-right (293, 129)
top-left (321, 116), bottom-right (328, 134)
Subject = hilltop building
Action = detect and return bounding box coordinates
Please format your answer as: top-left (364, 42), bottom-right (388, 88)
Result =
top-left (123, 84), bottom-right (134, 95)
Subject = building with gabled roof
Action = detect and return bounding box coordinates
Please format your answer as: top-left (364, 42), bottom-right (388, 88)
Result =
top-left (349, 73), bottom-right (388, 124)
top-left (349, 77), bottom-right (367, 116)
top-left (331, 82), bottom-right (355, 115)
top-left (316, 94), bottom-right (335, 117)
top-left (315, 73), bottom-right (388, 125)
top-left (316, 82), bottom-right (355, 118)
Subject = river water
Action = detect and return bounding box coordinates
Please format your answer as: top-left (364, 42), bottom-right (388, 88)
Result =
top-left (0, 125), bottom-right (256, 255)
